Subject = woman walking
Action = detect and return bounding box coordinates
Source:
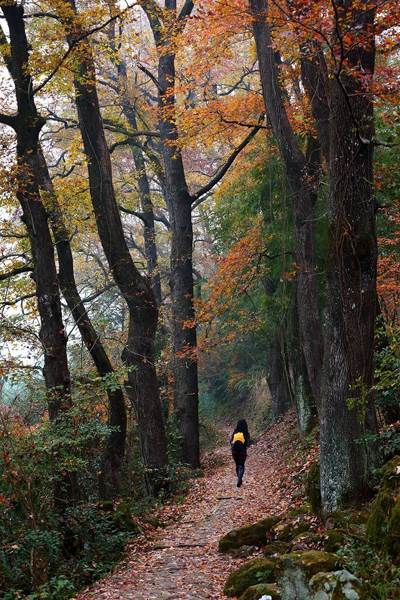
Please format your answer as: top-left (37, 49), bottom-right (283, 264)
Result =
top-left (230, 419), bottom-right (250, 487)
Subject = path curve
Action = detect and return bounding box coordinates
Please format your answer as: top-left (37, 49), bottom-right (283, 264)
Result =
top-left (79, 416), bottom-right (302, 600)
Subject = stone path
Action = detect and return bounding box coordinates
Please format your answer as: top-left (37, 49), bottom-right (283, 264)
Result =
top-left (78, 419), bottom-right (299, 600)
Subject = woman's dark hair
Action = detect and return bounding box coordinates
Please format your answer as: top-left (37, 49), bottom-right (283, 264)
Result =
top-left (235, 419), bottom-right (249, 434)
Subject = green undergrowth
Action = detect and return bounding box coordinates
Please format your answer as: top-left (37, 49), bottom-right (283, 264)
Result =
top-left (336, 534), bottom-right (400, 599)
top-left (304, 456), bottom-right (400, 599)
top-left (0, 388), bottom-right (200, 600)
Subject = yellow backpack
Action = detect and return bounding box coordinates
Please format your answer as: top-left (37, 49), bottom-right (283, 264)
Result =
top-left (232, 432), bottom-right (245, 445)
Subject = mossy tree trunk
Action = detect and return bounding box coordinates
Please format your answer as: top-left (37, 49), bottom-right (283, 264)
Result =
top-left (319, 0), bottom-right (380, 512)
top-left (250, 0), bottom-right (323, 409)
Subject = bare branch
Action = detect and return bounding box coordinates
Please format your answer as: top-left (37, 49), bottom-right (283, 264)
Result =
top-left (82, 282), bottom-right (117, 304)
top-left (126, 234), bottom-right (146, 259)
top-left (218, 65), bottom-right (259, 96)
top-left (119, 204), bottom-right (171, 229)
top-left (191, 124), bottom-right (261, 203)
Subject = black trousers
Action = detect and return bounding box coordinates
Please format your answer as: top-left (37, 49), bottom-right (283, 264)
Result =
top-left (235, 460), bottom-right (245, 481)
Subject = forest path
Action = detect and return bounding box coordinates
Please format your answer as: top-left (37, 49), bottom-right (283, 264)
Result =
top-left (78, 414), bottom-right (307, 600)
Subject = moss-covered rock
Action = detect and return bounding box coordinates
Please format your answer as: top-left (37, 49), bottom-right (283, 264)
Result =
top-left (223, 558), bottom-right (276, 598)
top-left (99, 500), bottom-right (141, 533)
top-left (288, 504), bottom-right (312, 518)
top-left (276, 551), bottom-right (340, 578)
top-left (276, 551), bottom-right (341, 600)
top-left (326, 510), bottom-right (369, 530)
top-left (264, 541), bottom-right (291, 557)
top-left (230, 545), bottom-right (259, 558)
top-left (366, 455), bottom-right (400, 551)
top-left (324, 529), bottom-right (346, 553)
top-left (276, 521), bottom-right (311, 542)
top-left (219, 516), bottom-right (282, 553)
top-left (310, 569), bottom-right (371, 599)
top-left (291, 532), bottom-right (319, 552)
top-left (306, 462), bottom-right (322, 516)
top-left (386, 495), bottom-right (400, 562)
top-left (239, 583), bottom-right (281, 600)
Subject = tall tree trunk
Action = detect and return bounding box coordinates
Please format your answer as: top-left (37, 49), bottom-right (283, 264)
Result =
top-left (267, 332), bottom-right (292, 421)
top-left (140, 0), bottom-right (258, 468)
top-left (137, 0), bottom-right (200, 468)
top-left (1, 4), bottom-right (79, 510)
top-left (106, 22), bottom-right (163, 307)
top-left (131, 144), bottom-right (163, 307)
top-left (320, 0), bottom-right (380, 512)
top-left (264, 278), bottom-right (293, 421)
top-left (249, 0), bottom-right (323, 407)
top-left (290, 288), bottom-right (317, 436)
top-left (59, 0), bottom-right (168, 495)
top-left (157, 51), bottom-right (199, 468)
top-left (37, 149), bottom-right (126, 500)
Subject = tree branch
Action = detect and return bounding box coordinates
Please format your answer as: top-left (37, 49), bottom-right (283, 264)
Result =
top-left (0, 293), bottom-right (35, 307)
top-left (103, 118), bottom-right (160, 139)
top-left (191, 124), bottom-right (261, 203)
top-left (178, 0), bottom-right (194, 21)
top-left (33, 10), bottom-right (132, 95)
top-left (0, 113), bottom-right (17, 129)
top-left (218, 65), bottom-right (259, 96)
top-left (108, 133), bottom-right (160, 154)
top-left (0, 265), bottom-right (32, 281)
top-left (24, 12), bottom-right (60, 20)
top-left (136, 62), bottom-right (161, 91)
top-left (119, 204), bottom-right (171, 230)
top-left (81, 282), bottom-right (117, 304)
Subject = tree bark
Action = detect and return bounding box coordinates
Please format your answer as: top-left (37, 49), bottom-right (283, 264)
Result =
top-left (249, 0), bottom-right (323, 407)
top-left (58, 0), bottom-right (168, 495)
top-left (1, 3), bottom-right (79, 509)
top-left (267, 333), bottom-right (292, 421)
top-left (131, 144), bottom-right (163, 308)
top-left (290, 288), bottom-right (317, 436)
top-left (138, 1), bottom-right (200, 468)
top-left (37, 148), bottom-right (126, 500)
top-left (106, 21), bottom-right (163, 307)
top-left (158, 50), bottom-right (200, 468)
top-left (140, 0), bottom-right (261, 467)
top-left (320, 0), bottom-right (380, 512)
top-left (264, 277), bottom-right (293, 421)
